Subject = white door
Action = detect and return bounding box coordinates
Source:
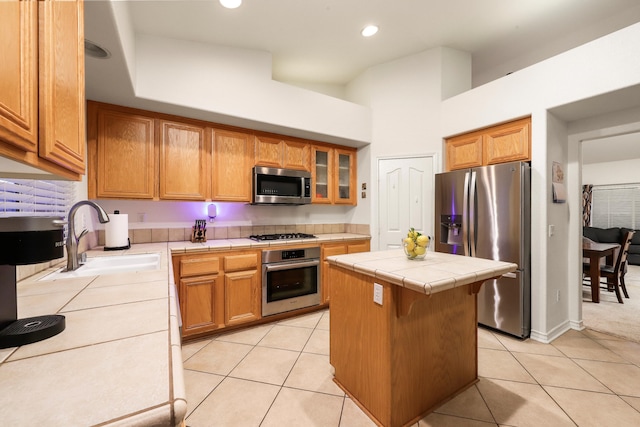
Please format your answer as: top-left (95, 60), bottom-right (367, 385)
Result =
top-left (378, 156), bottom-right (435, 250)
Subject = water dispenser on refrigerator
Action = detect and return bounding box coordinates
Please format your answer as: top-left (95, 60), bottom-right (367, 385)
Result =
top-left (439, 214), bottom-right (463, 247)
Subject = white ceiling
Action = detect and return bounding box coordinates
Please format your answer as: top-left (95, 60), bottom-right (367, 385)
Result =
top-left (84, 1), bottom-right (640, 158)
top-left (87, 0), bottom-right (640, 88)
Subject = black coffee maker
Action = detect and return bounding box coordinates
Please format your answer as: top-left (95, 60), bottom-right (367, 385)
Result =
top-left (0, 216), bottom-right (67, 349)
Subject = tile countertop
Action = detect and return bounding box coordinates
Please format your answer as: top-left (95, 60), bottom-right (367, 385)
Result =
top-left (326, 249), bottom-right (517, 295)
top-left (0, 233), bottom-right (370, 426)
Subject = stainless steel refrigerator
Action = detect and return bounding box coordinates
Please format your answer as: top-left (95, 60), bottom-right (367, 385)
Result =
top-left (434, 161), bottom-right (531, 338)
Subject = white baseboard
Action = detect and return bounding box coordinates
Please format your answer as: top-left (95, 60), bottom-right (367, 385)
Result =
top-left (530, 320), bottom-right (572, 343)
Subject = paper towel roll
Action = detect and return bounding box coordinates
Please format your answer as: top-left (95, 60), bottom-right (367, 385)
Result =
top-left (105, 213), bottom-right (129, 248)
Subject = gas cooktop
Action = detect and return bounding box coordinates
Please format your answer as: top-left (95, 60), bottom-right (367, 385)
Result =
top-left (249, 233), bottom-right (316, 241)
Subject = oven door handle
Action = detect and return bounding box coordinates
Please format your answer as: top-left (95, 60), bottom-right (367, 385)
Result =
top-left (264, 259), bottom-right (320, 272)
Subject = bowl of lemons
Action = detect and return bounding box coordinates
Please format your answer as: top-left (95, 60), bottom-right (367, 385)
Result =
top-left (402, 228), bottom-right (430, 260)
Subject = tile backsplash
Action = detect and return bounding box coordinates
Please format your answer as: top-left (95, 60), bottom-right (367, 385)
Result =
top-left (97, 223), bottom-right (370, 246)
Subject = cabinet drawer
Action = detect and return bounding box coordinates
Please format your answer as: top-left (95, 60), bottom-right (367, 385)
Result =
top-left (323, 244), bottom-right (347, 258)
top-left (348, 241), bottom-right (370, 253)
top-left (180, 256), bottom-right (220, 277)
top-left (224, 253), bottom-right (258, 272)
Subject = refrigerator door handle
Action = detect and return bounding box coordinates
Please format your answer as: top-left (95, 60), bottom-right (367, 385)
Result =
top-left (469, 170), bottom-right (477, 257)
top-left (462, 171), bottom-right (470, 256)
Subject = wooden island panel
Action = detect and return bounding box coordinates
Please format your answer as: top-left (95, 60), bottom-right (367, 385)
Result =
top-left (330, 266), bottom-right (480, 427)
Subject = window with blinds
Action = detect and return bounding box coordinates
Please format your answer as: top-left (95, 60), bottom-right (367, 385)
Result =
top-left (0, 179), bottom-right (75, 219)
top-left (591, 184), bottom-right (640, 229)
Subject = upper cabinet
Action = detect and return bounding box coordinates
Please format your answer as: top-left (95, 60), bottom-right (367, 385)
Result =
top-left (254, 134), bottom-right (310, 171)
top-left (0, 1), bottom-right (37, 153)
top-left (0, 0), bottom-right (85, 179)
top-left (211, 129), bottom-right (253, 202)
top-left (445, 133), bottom-right (483, 171)
top-left (334, 148), bottom-right (357, 205)
top-left (312, 145), bottom-right (357, 205)
top-left (88, 103), bottom-right (210, 201)
top-left (88, 103), bottom-right (157, 199)
top-left (87, 101), bottom-right (357, 204)
top-left (445, 117), bottom-right (531, 171)
top-left (483, 118), bottom-right (531, 165)
top-left (312, 146), bottom-right (333, 203)
top-left (159, 120), bottom-right (208, 201)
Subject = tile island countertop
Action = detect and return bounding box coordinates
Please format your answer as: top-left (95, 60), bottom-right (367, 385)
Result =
top-left (0, 233), bottom-right (369, 426)
top-left (325, 248), bottom-right (517, 295)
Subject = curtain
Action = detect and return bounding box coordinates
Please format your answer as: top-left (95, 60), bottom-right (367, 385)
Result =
top-left (582, 184), bottom-right (593, 227)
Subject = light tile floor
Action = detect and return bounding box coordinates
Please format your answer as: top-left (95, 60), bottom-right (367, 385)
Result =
top-left (182, 310), bottom-right (640, 426)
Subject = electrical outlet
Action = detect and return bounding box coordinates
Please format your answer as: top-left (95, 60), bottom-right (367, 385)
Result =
top-left (373, 283), bottom-right (383, 305)
top-left (548, 224), bottom-right (555, 237)
top-left (556, 289), bottom-right (561, 302)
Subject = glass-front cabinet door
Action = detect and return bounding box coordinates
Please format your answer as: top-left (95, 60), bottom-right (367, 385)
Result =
top-left (334, 148), bottom-right (356, 204)
top-left (312, 145), bottom-right (356, 205)
top-left (312, 145), bottom-right (333, 204)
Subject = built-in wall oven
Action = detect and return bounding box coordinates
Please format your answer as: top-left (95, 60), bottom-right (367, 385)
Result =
top-left (261, 246), bottom-right (321, 317)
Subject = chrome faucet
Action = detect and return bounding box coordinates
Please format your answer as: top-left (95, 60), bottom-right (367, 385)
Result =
top-left (65, 201), bottom-right (110, 271)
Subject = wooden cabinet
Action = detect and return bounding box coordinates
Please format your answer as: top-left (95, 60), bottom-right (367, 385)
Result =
top-left (483, 118), bottom-right (531, 165)
top-left (159, 120), bottom-right (208, 200)
top-left (283, 140), bottom-right (309, 170)
top-left (445, 133), bottom-right (483, 171)
top-left (334, 148), bottom-right (357, 204)
top-left (177, 255), bottom-right (224, 336)
top-left (312, 145), bottom-right (357, 205)
top-left (223, 253), bottom-right (260, 326)
top-left (87, 101), bottom-right (358, 203)
top-left (88, 102), bottom-right (211, 201)
top-left (346, 240), bottom-right (371, 254)
top-left (0, 0), bottom-right (85, 179)
top-left (312, 145), bottom-right (333, 203)
top-left (212, 129), bottom-right (253, 202)
top-left (174, 250), bottom-right (261, 338)
top-left (321, 239), bottom-right (370, 303)
top-left (445, 117), bottom-right (531, 171)
top-left (254, 134), bottom-right (310, 171)
top-left (88, 103), bottom-right (157, 199)
top-left (0, 1), bottom-right (38, 154)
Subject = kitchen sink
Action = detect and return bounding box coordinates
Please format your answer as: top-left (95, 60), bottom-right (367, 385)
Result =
top-left (40, 253), bottom-right (161, 280)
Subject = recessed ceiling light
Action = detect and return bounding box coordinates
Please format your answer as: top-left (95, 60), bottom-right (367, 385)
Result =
top-left (361, 25), bottom-right (379, 37)
top-left (84, 39), bottom-right (111, 59)
top-left (220, 0), bottom-right (242, 9)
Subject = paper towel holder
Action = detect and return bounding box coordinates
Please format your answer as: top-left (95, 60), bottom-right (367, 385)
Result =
top-left (104, 210), bottom-right (131, 251)
top-left (104, 238), bottom-right (131, 251)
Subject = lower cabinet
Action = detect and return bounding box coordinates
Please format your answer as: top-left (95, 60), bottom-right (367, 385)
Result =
top-left (180, 274), bottom-right (224, 334)
top-left (321, 239), bottom-right (371, 304)
top-left (178, 254), bottom-right (224, 336)
top-left (223, 253), bottom-right (261, 326)
top-left (175, 250), bottom-right (260, 338)
top-left (175, 240), bottom-right (370, 338)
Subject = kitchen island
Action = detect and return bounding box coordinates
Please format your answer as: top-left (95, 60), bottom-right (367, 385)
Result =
top-left (326, 249), bottom-right (517, 427)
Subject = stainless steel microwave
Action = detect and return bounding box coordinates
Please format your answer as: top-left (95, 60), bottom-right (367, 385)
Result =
top-left (252, 166), bottom-right (311, 205)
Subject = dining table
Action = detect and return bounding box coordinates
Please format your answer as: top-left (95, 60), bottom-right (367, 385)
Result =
top-left (582, 240), bottom-right (619, 303)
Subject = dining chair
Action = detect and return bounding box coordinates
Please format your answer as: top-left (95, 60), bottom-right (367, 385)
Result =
top-left (584, 230), bottom-right (635, 303)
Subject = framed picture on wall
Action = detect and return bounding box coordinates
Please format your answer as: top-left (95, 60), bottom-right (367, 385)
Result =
top-left (552, 161), bottom-right (566, 203)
